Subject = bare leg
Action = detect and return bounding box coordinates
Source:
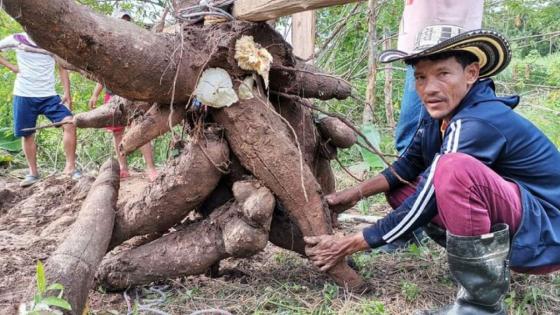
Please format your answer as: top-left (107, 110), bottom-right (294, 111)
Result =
top-left (113, 130), bottom-right (129, 177)
top-left (22, 134), bottom-right (38, 176)
top-left (139, 141), bottom-right (157, 181)
top-left (61, 116), bottom-right (77, 174)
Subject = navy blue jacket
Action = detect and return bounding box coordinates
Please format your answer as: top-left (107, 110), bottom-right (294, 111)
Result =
top-left (363, 79), bottom-right (560, 269)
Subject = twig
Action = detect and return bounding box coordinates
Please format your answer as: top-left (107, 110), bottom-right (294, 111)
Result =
top-left (335, 155), bottom-right (363, 182)
top-left (310, 3), bottom-right (361, 61)
top-left (20, 120), bottom-right (72, 132)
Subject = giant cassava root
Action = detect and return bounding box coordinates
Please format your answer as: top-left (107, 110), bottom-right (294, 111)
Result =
top-left (97, 180), bottom-right (275, 290)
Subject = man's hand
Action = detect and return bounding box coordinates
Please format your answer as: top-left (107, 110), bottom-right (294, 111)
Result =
top-left (88, 96), bottom-right (97, 109)
top-left (62, 93), bottom-right (73, 110)
top-left (304, 233), bottom-right (369, 272)
top-left (325, 187), bottom-right (362, 213)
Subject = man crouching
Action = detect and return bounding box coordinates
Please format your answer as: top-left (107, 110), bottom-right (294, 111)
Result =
top-left (305, 25), bottom-right (560, 314)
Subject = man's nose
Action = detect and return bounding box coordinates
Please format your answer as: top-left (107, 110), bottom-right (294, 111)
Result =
top-left (424, 77), bottom-right (439, 95)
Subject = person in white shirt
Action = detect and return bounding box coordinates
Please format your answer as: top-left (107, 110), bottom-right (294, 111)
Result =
top-left (0, 33), bottom-right (79, 187)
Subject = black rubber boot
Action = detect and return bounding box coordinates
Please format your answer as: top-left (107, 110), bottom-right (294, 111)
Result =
top-left (423, 223), bottom-right (447, 248)
top-left (416, 223), bottom-right (510, 315)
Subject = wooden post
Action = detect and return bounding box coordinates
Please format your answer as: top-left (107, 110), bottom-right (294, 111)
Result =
top-left (383, 27), bottom-right (395, 128)
top-left (363, 0), bottom-right (377, 124)
top-left (233, 0), bottom-right (364, 22)
top-left (292, 11), bottom-right (316, 61)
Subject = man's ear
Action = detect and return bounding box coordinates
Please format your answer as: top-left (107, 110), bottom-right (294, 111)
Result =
top-left (465, 62), bottom-right (480, 84)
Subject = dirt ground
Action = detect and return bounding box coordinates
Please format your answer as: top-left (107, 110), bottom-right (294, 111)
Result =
top-left (0, 173), bottom-right (558, 315)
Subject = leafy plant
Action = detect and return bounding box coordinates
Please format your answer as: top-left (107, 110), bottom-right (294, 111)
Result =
top-left (361, 300), bottom-right (387, 314)
top-left (358, 123), bottom-right (386, 171)
top-left (19, 261), bottom-right (72, 315)
top-left (0, 127), bottom-right (21, 152)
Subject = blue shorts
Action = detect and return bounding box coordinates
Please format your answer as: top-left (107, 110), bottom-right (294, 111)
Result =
top-left (13, 95), bottom-right (73, 137)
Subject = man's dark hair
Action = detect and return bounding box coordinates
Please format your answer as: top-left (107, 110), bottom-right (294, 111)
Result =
top-left (405, 50), bottom-right (479, 68)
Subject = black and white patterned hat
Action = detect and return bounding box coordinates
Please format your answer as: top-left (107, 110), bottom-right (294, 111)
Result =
top-left (379, 25), bottom-right (512, 78)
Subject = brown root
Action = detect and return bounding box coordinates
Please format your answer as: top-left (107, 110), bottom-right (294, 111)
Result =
top-left (73, 96), bottom-right (152, 129)
top-left (269, 62), bottom-right (352, 100)
top-left (317, 116), bottom-right (358, 149)
top-left (212, 91), bottom-right (365, 289)
top-left (109, 127), bottom-right (229, 249)
top-left (36, 159), bottom-right (119, 314)
top-left (119, 103), bottom-right (186, 155)
top-left (97, 180), bottom-right (275, 291)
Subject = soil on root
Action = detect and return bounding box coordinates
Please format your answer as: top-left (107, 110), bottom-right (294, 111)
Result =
top-left (0, 174), bottom-right (148, 312)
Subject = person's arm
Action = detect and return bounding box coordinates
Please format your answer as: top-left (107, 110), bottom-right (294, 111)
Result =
top-left (58, 64), bottom-right (72, 110)
top-left (88, 83), bottom-right (104, 109)
top-left (326, 174), bottom-right (390, 213)
top-left (362, 118), bottom-right (508, 247)
top-left (326, 120), bottom-right (428, 213)
top-left (0, 55), bottom-right (18, 73)
top-left (306, 118), bottom-right (507, 271)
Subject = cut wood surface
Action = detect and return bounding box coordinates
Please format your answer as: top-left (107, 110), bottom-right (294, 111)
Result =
top-left (41, 159), bottom-right (119, 314)
top-left (233, 0), bottom-right (363, 21)
top-left (292, 11), bottom-right (316, 60)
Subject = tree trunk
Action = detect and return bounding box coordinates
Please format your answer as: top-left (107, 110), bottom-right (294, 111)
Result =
top-left (39, 159), bottom-right (119, 315)
top-left (383, 28), bottom-right (395, 128)
top-left (292, 11), bottom-right (316, 61)
top-left (363, 0), bottom-right (378, 124)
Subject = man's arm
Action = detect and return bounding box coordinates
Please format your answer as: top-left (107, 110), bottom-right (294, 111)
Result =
top-left (326, 174), bottom-right (390, 213)
top-left (58, 64), bottom-right (72, 110)
top-left (0, 55), bottom-right (18, 73)
top-left (327, 121), bottom-right (428, 212)
top-left (306, 118), bottom-right (507, 271)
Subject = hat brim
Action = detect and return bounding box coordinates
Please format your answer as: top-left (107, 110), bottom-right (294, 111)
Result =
top-left (379, 30), bottom-right (511, 78)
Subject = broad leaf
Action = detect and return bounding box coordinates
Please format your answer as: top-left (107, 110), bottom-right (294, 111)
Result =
top-left (0, 127), bottom-right (21, 152)
top-left (42, 296), bottom-right (72, 310)
top-left (358, 124), bottom-right (386, 170)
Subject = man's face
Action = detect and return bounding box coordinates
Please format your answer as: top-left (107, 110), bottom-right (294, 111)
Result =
top-left (414, 56), bottom-right (480, 121)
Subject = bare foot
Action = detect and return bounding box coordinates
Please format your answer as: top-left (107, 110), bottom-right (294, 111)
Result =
top-left (147, 169), bottom-right (158, 182)
top-left (120, 169), bottom-right (130, 179)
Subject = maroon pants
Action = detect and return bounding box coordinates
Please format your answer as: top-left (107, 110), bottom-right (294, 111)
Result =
top-left (387, 152), bottom-right (559, 274)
